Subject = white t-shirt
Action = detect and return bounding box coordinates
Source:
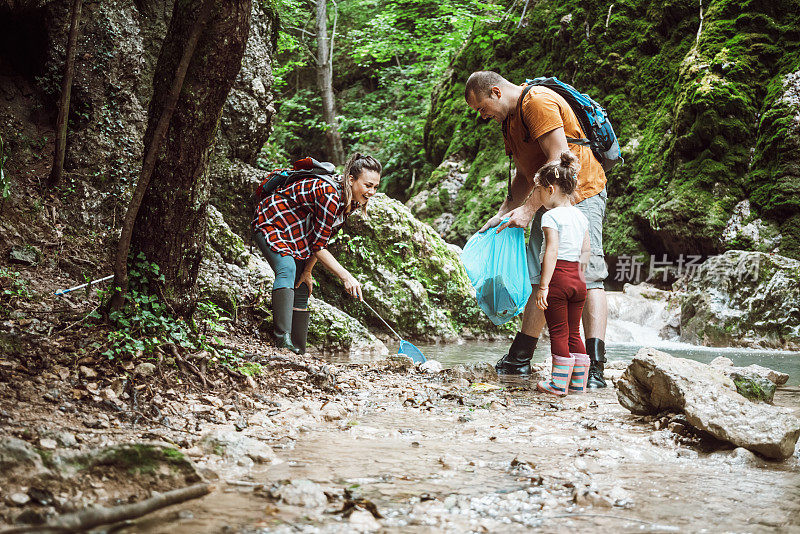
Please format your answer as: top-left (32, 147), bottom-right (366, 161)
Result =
top-left (540, 206), bottom-right (589, 261)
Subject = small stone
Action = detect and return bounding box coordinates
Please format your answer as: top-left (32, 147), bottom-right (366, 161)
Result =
top-left (349, 508), bottom-right (381, 532)
top-left (134, 363), bottom-right (156, 378)
top-left (100, 388), bottom-right (118, 402)
top-left (321, 402), bottom-right (345, 422)
top-left (8, 492), bottom-right (31, 506)
top-left (419, 360), bottom-right (443, 374)
top-left (79, 366), bottom-right (98, 379)
top-left (55, 432), bottom-right (77, 447)
top-left (278, 479), bottom-right (327, 508)
top-left (39, 438), bottom-right (57, 450)
top-left (43, 389), bottom-right (61, 403)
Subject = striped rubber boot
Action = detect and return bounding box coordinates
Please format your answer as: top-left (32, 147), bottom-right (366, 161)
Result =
top-left (536, 354), bottom-right (575, 396)
top-left (568, 353), bottom-right (590, 394)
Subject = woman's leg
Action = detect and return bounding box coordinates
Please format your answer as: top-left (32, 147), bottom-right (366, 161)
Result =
top-left (291, 258), bottom-right (311, 354)
top-left (254, 232), bottom-right (301, 354)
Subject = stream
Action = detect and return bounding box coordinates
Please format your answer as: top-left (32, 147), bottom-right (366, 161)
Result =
top-left (133, 292), bottom-right (800, 533)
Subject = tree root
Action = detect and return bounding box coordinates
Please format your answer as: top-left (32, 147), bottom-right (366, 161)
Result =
top-left (0, 483), bottom-right (212, 534)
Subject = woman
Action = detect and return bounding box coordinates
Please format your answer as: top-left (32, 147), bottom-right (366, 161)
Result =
top-left (252, 153), bottom-right (382, 354)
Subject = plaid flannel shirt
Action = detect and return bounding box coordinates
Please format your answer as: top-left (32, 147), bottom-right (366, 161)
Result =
top-left (252, 176), bottom-right (343, 259)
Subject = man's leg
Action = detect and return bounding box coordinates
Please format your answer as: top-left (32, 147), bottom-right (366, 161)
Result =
top-left (575, 189), bottom-right (609, 388)
top-left (496, 208), bottom-right (546, 375)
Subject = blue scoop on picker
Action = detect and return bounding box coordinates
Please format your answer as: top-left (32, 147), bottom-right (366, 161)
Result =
top-left (362, 300), bottom-right (426, 364)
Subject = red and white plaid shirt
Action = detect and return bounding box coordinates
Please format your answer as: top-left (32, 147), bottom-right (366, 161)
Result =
top-left (252, 176), bottom-right (344, 259)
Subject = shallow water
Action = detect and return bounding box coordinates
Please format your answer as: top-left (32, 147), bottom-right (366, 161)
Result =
top-left (402, 340), bottom-right (800, 386)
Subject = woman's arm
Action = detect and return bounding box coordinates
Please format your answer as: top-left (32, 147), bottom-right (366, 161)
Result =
top-left (314, 248), bottom-right (363, 300)
top-left (296, 256), bottom-right (318, 295)
top-left (536, 227), bottom-right (559, 310)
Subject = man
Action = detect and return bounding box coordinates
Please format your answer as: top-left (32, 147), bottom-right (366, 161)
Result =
top-left (464, 71), bottom-right (609, 388)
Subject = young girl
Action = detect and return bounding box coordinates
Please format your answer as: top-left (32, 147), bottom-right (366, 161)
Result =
top-left (535, 151), bottom-right (592, 396)
top-left (252, 153), bottom-right (381, 355)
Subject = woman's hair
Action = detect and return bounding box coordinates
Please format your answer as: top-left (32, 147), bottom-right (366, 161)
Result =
top-left (534, 151), bottom-right (580, 196)
top-left (340, 153), bottom-right (382, 216)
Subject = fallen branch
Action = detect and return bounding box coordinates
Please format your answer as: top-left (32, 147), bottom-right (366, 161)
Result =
top-left (0, 483), bottom-right (212, 534)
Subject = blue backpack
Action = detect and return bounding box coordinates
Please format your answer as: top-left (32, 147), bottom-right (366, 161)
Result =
top-left (519, 77), bottom-right (623, 171)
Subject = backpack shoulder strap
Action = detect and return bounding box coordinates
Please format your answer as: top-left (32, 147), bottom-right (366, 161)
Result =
top-left (518, 83), bottom-right (535, 143)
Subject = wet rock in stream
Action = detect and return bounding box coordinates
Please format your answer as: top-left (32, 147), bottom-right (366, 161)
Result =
top-left (617, 347), bottom-right (800, 459)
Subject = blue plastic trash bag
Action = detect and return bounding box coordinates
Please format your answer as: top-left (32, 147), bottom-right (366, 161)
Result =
top-left (460, 221), bottom-right (532, 325)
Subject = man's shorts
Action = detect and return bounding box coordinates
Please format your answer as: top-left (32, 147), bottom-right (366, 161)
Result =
top-left (526, 187), bottom-right (608, 290)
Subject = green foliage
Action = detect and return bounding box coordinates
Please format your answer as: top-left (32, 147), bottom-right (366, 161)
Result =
top-left (0, 267), bottom-right (31, 317)
top-left (89, 254), bottom-right (246, 370)
top-left (267, 0), bottom-right (488, 198)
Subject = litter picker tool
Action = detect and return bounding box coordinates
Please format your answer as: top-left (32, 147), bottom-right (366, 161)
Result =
top-left (362, 300), bottom-right (426, 364)
top-left (54, 274), bottom-right (114, 296)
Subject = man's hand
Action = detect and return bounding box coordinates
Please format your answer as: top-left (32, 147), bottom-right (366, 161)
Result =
top-left (479, 213), bottom-right (505, 233)
top-left (496, 204), bottom-right (536, 233)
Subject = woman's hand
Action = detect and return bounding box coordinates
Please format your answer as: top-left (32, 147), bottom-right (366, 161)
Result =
top-left (536, 286), bottom-right (549, 310)
top-left (342, 273), bottom-right (363, 301)
top-left (296, 269), bottom-right (314, 296)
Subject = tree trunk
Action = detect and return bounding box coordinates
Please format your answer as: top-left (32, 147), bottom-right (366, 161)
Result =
top-left (48, 0), bottom-right (82, 187)
top-left (128, 0), bottom-right (251, 317)
top-left (315, 0), bottom-right (345, 165)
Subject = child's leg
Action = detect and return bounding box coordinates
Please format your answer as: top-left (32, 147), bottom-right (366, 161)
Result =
top-left (543, 285), bottom-right (570, 358)
top-left (567, 281), bottom-right (589, 393)
top-left (538, 282), bottom-right (575, 395)
top-left (567, 297), bottom-right (586, 354)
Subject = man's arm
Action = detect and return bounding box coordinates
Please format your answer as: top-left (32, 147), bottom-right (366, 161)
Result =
top-left (479, 166), bottom-right (535, 232)
top-left (495, 127), bottom-right (572, 233)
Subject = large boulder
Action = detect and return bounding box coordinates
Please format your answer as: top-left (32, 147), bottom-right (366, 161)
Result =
top-left (676, 251), bottom-right (800, 350)
top-left (315, 194), bottom-right (512, 342)
top-left (616, 348), bottom-right (800, 460)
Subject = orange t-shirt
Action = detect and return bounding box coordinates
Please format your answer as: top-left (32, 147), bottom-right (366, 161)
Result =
top-left (502, 85), bottom-right (606, 204)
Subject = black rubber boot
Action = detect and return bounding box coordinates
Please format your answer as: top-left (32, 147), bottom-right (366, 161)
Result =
top-left (272, 288), bottom-right (301, 354)
top-left (291, 309), bottom-right (310, 355)
top-left (495, 333), bottom-right (538, 376)
top-left (586, 338), bottom-right (607, 389)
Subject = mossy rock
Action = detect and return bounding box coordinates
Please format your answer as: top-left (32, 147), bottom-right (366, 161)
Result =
top-left (315, 194), bottom-right (514, 341)
top-left (421, 0), bottom-right (800, 260)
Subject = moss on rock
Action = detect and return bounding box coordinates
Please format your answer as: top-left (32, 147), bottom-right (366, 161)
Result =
top-left (421, 0), bottom-right (800, 259)
top-left (316, 194), bottom-right (514, 341)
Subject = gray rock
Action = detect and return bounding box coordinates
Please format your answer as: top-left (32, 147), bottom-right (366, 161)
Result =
top-left (0, 437), bottom-right (46, 474)
top-left (616, 348), bottom-right (800, 460)
top-left (420, 360), bottom-right (444, 374)
top-left (676, 251), bottom-right (800, 350)
top-left (9, 245), bottom-right (39, 265)
top-left (197, 428), bottom-right (282, 465)
top-left (39, 438), bottom-right (57, 450)
top-left (449, 362), bottom-right (498, 382)
top-left (278, 479), bottom-right (327, 508)
top-left (7, 493), bottom-right (31, 506)
top-left (729, 370), bottom-right (776, 403)
top-left (133, 362), bottom-right (156, 378)
top-left (723, 364), bottom-right (788, 386)
top-left (316, 194), bottom-right (507, 341)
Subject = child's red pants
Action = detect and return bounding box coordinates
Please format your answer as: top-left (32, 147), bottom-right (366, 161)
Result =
top-left (544, 260), bottom-right (587, 357)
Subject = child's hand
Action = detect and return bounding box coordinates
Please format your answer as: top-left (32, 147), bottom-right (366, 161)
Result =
top-left (536, 287), bottom-right (549, 310)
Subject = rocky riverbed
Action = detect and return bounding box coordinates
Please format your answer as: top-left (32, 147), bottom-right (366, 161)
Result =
top-left (2, 350), bottom-right (798, 533)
